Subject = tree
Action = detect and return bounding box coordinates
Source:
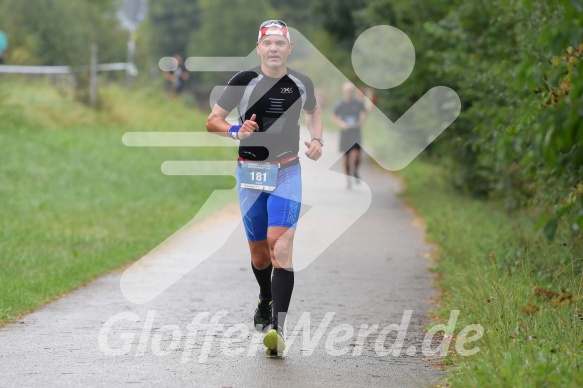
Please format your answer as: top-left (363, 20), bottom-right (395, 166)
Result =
top-left (146, 0), bottom-right (200, 58)
top-left (184, 0), bottom-right (277, 92)
top-left (0, 0), bottom-right (126, 66)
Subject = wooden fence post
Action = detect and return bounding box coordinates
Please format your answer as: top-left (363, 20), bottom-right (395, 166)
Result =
top-left (89, 43), bottom-right (97, 107)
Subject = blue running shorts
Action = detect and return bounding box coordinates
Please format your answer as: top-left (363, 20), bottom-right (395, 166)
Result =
top-left (236, 163), bottom-right (302, 242)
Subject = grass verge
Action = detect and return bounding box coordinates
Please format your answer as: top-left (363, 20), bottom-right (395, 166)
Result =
top-left (398, 159), bottom-right (583, 386)
top-left (0, 79), bottom-right (234, 325)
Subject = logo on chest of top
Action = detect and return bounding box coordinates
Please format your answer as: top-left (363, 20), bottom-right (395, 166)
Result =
top-left (280, 87), bottom-right (293, 94)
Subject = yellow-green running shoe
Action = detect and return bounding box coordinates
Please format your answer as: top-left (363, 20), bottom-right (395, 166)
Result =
top-left (263, 327), bottom-right (285, 358)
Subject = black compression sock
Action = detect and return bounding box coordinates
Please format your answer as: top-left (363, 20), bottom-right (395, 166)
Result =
top-left (252, 262), bottom-right (273, 300)
top-left (272, 268), bottom-right (294, 329)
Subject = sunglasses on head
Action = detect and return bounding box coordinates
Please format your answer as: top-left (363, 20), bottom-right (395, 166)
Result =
top-left (260, 20), bottom-right (287, 28)
top-left (258, 20), bottom-right (290, 42)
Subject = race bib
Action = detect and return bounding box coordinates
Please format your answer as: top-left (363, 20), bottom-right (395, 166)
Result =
top-left (344, 115), bottom-right (359, 126)
top-left (239, 162), bottom-right (279, 192)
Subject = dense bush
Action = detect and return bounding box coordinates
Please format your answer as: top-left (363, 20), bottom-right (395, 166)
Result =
top-left (328, 0), bottom-right (583, 241)
top-left (418, 0), bottom-right (582, 240)
top-left (0, 0), bottom-right (126, 66)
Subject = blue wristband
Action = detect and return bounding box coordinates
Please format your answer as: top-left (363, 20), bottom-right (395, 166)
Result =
top-left (228, 125), bottom-right (241, 140)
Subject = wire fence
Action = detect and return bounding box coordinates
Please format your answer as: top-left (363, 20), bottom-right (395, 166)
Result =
top-left (0, 43), bottom-right (138, 106)
top-left (0, 62), bottom-right (137, 75)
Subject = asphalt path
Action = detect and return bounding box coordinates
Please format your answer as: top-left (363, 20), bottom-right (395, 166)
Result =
top-left (0, 132), bottom-right (444, 387)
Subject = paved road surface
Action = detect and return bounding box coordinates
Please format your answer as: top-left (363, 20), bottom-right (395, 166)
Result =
top-left (0, 133), bottom-right (444, 387)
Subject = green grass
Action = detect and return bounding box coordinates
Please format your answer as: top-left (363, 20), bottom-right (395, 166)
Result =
top-left (0, 79), bottom-right (234, 325)
top-left (398, 159), bottom-right (583, 386)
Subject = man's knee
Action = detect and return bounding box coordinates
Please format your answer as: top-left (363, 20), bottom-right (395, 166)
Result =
top-left (267, 228), bottom-right (294, 267)
top-left (249, 241), bottom-right (271, 269)
top-left (269, 238), bottom-right (291, 257)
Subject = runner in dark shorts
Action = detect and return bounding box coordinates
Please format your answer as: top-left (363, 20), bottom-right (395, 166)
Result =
top-left (333, 83), bottom-right (367, 189)
top-left (205, 20), bottom-right (323, 358)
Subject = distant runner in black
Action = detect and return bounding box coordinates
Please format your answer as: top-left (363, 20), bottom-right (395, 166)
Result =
top-left (332, 83), bottom-right (367, 189)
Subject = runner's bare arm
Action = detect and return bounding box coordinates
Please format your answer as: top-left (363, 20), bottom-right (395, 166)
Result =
top-left (206, 104), bottom-right (232, 136)
top-left (206, 104), bottom-right (258, 139)
top-left (304, 105), bottom-right (323, 161)
top-left (331, 113), bottom-right (348, 130)
top-left (163, 71), bottom-right (176, 82)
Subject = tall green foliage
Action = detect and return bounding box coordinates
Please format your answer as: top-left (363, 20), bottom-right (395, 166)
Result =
top-left (0, 0), bottom-right (126, 65)
top-left (186, 0), bottom-right (276, 58)
top-left (420, 0), bottom-right (582, 238)
top-left (146, 0), bottom-right (200, 58)
top-left (183, 0), bottom-right (277, 92)
top-left (342, 0), bottom-right (583, 240)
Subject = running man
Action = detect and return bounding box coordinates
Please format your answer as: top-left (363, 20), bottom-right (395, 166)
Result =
top-left (163, 54), bottom-right (189, 97)
top-left (332, 83), bottom-right (367, 189)
top-left (205, 20), bottom-right (323, 357)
